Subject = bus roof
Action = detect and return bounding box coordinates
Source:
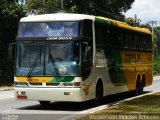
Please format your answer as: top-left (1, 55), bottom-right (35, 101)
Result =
top-left (20, 13), bottom-right (151, 35)
top-left (96, 16), bottom-right (152, 35)
top-left (20, 13), bottom-right (95, 22)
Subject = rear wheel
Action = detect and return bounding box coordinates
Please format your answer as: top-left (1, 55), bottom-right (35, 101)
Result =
top-left (39, 101), bottom-right (51, 106)
top-left (134, 80), bottom-right (144, 96)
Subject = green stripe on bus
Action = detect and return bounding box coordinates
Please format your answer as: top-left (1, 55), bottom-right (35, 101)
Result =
top-left (95, 17), bottom-right (113, 25)
top-left (104, 49), bottom-right (127, 86)
top-left (50, 76), bottom-right (75, 82)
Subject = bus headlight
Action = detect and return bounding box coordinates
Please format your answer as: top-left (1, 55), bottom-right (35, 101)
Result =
top-left (17, 91), bottom-right (26, 95)
top-left (63, 82), bottom-right (81, 87)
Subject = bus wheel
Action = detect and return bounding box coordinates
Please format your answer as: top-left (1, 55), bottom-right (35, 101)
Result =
top-left (134, 80), bottom-right (144, 96)
top-left (94, 80), bottom-right (103, 106)
top-left (39, 101), bottom-right (51, 106)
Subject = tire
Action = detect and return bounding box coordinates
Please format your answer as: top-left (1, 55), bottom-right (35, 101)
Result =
top-left (93, 81), bottom-right (103, 106)
top-left (133, 80), bottom-right (144, 96)
top-left (39, 101), bottom-right (51, 106)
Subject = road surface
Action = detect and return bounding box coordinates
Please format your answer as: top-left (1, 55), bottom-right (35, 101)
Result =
top-left (0, 76), bottom-right (160, 120)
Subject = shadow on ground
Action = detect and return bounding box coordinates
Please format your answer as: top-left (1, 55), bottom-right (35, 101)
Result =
top-left (18, 91), bottom-right (151, 112)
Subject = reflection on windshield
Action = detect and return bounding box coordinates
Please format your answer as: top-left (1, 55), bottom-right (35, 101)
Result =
top-left (27, 53), bottom-right (41, 77)
top-left (46, 41), bottom-right (80, 75)
top-left (16, 43), bottom-right (44, 76)
top-left (18, 22), bottom-right (80, 37)
top-left (16, 41), bottom-right (80, 76)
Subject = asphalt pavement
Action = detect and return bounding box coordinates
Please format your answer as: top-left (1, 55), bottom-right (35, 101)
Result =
top-left (0, 76), bottom-right (160, 120)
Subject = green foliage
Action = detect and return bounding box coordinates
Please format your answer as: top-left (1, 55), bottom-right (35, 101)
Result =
top-left (26, 0), bottom-right (60, 14)
top-left (153, 34), bottom-right (158, 56)
top-left (153, 27), bottom-right (160, 75)
top-left (153, 55), bottom-right (160, 75)
top-left (66, 0), bottom-right (135, 20)
top-left (0, 0), bottom-right (26, 86)
top-left (124, 17), bottom-right (135, 26)
top-left (140, 23), bottom-right (152, 30)
top-left (26, 0), bottom-right (135, 20)
top-left (154, 27), bottom-right (160, 54)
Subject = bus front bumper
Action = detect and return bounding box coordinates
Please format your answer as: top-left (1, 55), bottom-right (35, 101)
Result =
top-left (15, 87), bottom-right (85, 102)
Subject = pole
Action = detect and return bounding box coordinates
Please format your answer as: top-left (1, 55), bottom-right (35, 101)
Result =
top-left (134, 14), bottom-right (141, 27)
top-left (135, 14), bottom-right (137, 26)
top-left (61, 0), bottom-right (64, 10)
top-left (148, 20), bottom-right (157, 40)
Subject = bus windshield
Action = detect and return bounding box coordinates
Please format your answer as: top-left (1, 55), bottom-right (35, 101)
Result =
top-left (18, 22), bottom-right (80, 37)
top-left (16, 41), bottom-right (80, 76)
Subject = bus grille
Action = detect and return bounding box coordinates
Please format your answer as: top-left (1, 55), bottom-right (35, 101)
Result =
top-left (46, 83), bottom-right (60, 86)
top-left (29, 82), bottom-right (42, 86)
top-left (28, 82), bottom-right (60, 86)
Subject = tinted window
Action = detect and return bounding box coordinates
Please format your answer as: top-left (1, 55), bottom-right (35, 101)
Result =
top-left (18, 22), bottom-right (80, 37)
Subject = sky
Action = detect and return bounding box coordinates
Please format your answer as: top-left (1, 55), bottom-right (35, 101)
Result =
top-left (125, 0), bottom-right (160, 26)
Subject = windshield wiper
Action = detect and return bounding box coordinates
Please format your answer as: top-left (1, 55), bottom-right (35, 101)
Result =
top-left (49, 54), bottom-right (61, 80)
top-left (27, 54), bottom-right (40, 77)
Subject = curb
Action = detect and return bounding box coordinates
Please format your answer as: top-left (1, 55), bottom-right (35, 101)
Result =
top-left (0, 87), bottom-right (14, 91)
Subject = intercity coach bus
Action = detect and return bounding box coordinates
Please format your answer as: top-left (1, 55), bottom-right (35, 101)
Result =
top-left (13, 13), bottom-right (153, 106)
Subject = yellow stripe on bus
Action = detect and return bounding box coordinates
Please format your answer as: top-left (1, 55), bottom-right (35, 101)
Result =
top-left (16, 77), bottom-right (54, 82)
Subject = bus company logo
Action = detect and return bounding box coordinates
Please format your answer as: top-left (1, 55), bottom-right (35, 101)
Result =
top-left (47, 37), bottom-right (58, 40)
top-left (47, 37), bottom-right (72, 40)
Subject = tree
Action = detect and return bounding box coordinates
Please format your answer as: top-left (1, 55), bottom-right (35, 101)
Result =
top-left (65, 0), bottom-right (135, 20)
top-left (154, 27), bottom-right (160, 55)
top-left (124, 17), bottom-right (135, 26)
top-left (153, 27), bottom-right (160, 75)
top-left (0, 0), bottom-right (26, 86)
top-left (140, 23), bottom-right (152, 30)
top-left (26, 0), bottom-right (60, 14)
top-left (26, 0), bottom-right (135, 20)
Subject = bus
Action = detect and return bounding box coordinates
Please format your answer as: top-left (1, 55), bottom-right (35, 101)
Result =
top-left (13, 13), bottom-right (153, 106)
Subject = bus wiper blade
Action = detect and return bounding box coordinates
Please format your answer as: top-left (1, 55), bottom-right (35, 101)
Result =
top-left (49, 54), bottom-right (61, 80)
top-left (27, 54), bottom-right (40, 77)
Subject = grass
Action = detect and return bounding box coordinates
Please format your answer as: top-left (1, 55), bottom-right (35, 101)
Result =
top-left (114, 93), bottom-right (160, 114)
top-left (77, 93), bottom-right (160, 120)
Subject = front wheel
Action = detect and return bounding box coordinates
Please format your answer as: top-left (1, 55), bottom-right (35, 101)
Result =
top-left (39, 101), bottom-right (51, 106)
top-left (93, 81), bottom-right (103, 106)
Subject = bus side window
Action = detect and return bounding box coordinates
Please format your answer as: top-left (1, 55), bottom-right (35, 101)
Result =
top-left (143, 35), bottom-right (147, 50)
top-left (132, 33), bottom-right (135, 49)
top-left (82, 42), bottom-right (92, 63)
top-left (135, 34), bottom-right (139, 50)
top-left (121, 31), bottom-right (126, 48)
top-left (139, 34), bottom-right (143, 50)
top-left (83, 20), bottom-right (93, 39)
top-left (148, 36), bottom-right (152, 51)
top-left (82, 42), bottom-right (93, 79)
top-left (126, 32), bottom-right (132, 48)
top-left (82, 42), bottom-right (88, 61)
top-left (104, 27), bottom-right (112, 47)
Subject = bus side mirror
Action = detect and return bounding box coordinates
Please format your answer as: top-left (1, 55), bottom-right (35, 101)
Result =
top-left (8, 43), bottom-right (15, 60)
